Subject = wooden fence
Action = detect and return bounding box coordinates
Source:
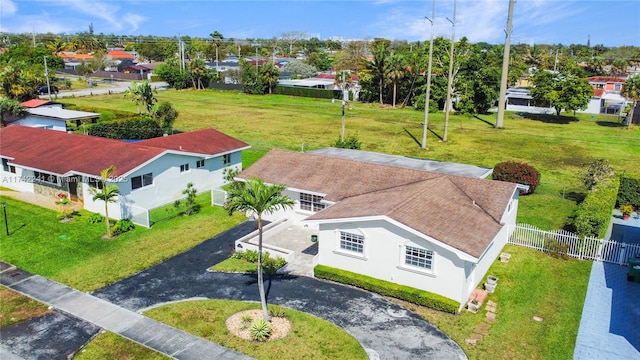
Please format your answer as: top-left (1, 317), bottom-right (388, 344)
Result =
top-left (508, 223), bottom-right (640, 265)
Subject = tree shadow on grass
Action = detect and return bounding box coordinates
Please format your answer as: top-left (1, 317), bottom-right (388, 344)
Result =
top-left (517, 112), bottom-right (579, 124)
top-left (403, 127), bottom-right (443, 147)
top-left (473, 115), bottom-right (496, 127)
top-left (565, 191), bottom-right (586, 205)
top-left (596, 120), bottom-right (625, 128)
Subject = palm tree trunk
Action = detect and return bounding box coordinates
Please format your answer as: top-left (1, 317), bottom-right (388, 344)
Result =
top-left (257, 216), bottom-right (271, 321)
top-left (105, 203), bottom-right (111, 237)
top-left (628, 101), bottom-right (636, 130)
top-left (379, 79), bottom-right (383, 105)
top-left (392, 82), bottom-right (397, 108)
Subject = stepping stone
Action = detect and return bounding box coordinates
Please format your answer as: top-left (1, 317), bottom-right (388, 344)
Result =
top-left (486, 312), bottom-right (497, 323)
top-left (487, 300), bottom-right (497, 308)
top-left (486, 305), bottom-right (496, 313)
top-left (475, 322), bottom-right (491, 334)
top-left (466, 338), bottom-right (477, 345)
top-left (470, 333), bottom-right (483, 341)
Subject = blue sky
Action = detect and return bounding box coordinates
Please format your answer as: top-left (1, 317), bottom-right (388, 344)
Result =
top-left (1, 0), bottom-right (639, 47)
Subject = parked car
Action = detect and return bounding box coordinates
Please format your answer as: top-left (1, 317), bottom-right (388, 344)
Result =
top-left (38, 85), bottom-right (59, 95)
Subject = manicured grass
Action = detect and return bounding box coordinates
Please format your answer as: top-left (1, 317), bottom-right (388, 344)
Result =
top-left (392, 244), bottom-right (592, 359)
top-left (210, 257), bottom-right (259, 273)
top-left (59, 89), bottom-right (640, 229)
top-left (73, 331), bottom-right (170, 360)
top-left (0, 286), bottom-right (51, 327)
top-left (144, 299), bottom-right (368, 360)
top-left (0, 195), bottom-right (245, 292)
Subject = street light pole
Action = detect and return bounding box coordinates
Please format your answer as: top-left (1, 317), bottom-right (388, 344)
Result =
top-left (422, 0), bottom-right (436, 149)
top-left (44, 55), bottom-right (52, 101)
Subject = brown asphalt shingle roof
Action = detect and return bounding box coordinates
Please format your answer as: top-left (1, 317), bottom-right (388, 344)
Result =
top-left (239, 149), bottom-right (518, 258)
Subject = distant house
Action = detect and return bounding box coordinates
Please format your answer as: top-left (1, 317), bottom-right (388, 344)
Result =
top-left (1, 103), bottom-right (100, 131)
top-left (505, 86), bottom-right (628, 116)
top-left (0, 126), bottom-right (250, 226)
top-left (237, 148), bottom-right (524, 310)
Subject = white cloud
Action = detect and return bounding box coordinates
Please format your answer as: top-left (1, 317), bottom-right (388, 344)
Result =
top-left (122, 13), bottom-right (147, 33)
top-left (0, 0), bottom-right (18, 16)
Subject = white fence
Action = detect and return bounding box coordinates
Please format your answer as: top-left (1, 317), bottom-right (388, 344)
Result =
top-left (508, 223), bottom-right (640, 265)
top-left (123, 203), bottom-right (150, 228)
top-left (211, 189), bottom-right (227, 206)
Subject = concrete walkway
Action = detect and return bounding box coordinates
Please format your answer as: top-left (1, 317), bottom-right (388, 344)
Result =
top-left (574, 261), bottom-right (640, 359)
top-left (0, 263), bottom-right (251, 360)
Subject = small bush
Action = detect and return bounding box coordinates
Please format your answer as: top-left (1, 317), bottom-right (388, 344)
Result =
top-left (333, 135), bottom-right (361, 150)
top-left (617, 177), bottom-right (640, 208)
top-left (232, 250), bottom-right (286, 274)
top-left (492, 161), bottom-right (541, 195)
top-left (268, 308), bottom-right (287, 319)
top-left (314, 265), bottom-right (459, 314)
top-left (112, 219), bottom-right (135, 235)
top-left (582, 159), bottom-right (614, 191)
top-left (544, 237), bottom-right (569, 260)
top-left (249, 319), bottom-right (272, 342)
top-left (87, 213), bottom-right (104, 224)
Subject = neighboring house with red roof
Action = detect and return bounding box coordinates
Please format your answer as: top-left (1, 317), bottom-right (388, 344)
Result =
top-left (0, 126), bottom-right (250, 226)
top-left (2, 103), bottom-right (100, 131)
top-left (237, 148), bottom-right (524, 310)
top-left (107, 50), bottom-right (135, 60)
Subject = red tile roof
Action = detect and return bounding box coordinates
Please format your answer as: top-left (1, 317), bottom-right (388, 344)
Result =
top-left (0, 126), bottom-right (249, 178)
top-left (108, 50), bottom-right (135, 59)
top-left (588, 76), bottom-right (626, 83)
top-left (57, 53), bottom-right (94, 60)
top-left (21, 99), bottom-right (54, 108)
top-left (239, 149), bottom-right (518, 258)
top-left (138, 128), bottom-right (250, 154)
top-left (594, 88), bottom-right (605, 97)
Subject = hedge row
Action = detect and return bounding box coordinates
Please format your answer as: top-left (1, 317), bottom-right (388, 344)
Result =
top-left (314, 265), bottom-right (459, 314)
top-left (572, 177), bottom-right (620, 238)
top-left (87, 119), bottom-right (165, 140)
top-left (617, 176), bottom-right (640, 209)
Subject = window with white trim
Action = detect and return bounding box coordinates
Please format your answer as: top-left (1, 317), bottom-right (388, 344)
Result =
top-left (299, 192), bottom-right (325, 212)
top-left (180, 163), bottom-right (189, 172)
top-left (34, 171), bottom-right (59, 185)
top-left (340, 231), bottom-right (364, 254)
top-left (404, 245), bottom-right (433, 270)
top-left (196, 159), bottom-right (205, 168)
top-left (131, 173), bottom-right (153, 190)
top-left (2, 158), bottom-right (15, 173)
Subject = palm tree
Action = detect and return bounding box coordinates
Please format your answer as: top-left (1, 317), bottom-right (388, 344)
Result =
top-left (368, 41), bottom-right (390, 105)
top-left (622, 75), bottom-right (640, 129)
top-left (123, 82), bottom-right (142, 113)
top-left (189, 58), bottom-right (207, 89)
top-left (261, 62), bottom-right (280, 94)
top-left (225, 178), bottom-right (294, 321)
top-left (91, 166), bottom-right (120, 238)
top-left (386, 52), bottom-right (406, 108)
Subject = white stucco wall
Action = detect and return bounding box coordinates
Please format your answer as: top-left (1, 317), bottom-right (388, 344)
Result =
top-left (317, 219), bottom-right (471, 304)
top-left (82, 151), bottom-right (243, 219)
top-left (0, 166), bottom-right (35, 192)
top-left (14, 117), bottom-right (67, 132)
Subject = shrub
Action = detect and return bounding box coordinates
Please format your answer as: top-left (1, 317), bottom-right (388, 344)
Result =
top-left (333, 135), bottom-right (362, 150)
top-left (249, 319), bottom-right (272, 342)
top-left (88, 118), bottom-right (164, 140)
top-left (544, 236), bottom-right (569, 260)
top-left (87, 213), bottom-right (104, 224)
top-left (232, 250), bottom-right (287, 274)
top-left (314, 265), bottom-right (459, 314)
top-left (571, 176), bottom-right (619, 238)
top-left (582, 159), bottom-right (614, 191)
top-left (492, 161), bottom-right (541, 195)
top-left (112, 219), bottom-right (135, 235)
top-left (617, 177), bottom-right (640, 208)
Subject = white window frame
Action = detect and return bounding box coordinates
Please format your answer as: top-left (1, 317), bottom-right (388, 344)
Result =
top-left (299, 192), bottom-right (326, 212)
top-left (398, 243), bottom-right (435, 276)
top-left (333, 230), bottom-right (367, 260)
top-left (33, 171), bottom-right (59, 185)
top-left (2, 158), bottom-right (15, 173)
top-left (222, 154), bottom-right (231, 166)
top-left (196, 159), bottom-right (205, 168)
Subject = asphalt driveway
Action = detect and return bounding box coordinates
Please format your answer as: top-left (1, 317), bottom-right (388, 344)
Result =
top-left (94, 220), bottom-right (467, 359)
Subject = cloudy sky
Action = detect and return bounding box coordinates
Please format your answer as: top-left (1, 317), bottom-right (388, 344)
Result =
top-left (1, 0), bottom-right (639, 46)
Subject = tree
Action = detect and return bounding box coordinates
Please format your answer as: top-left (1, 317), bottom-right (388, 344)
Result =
top-left (189, 58), bottom-right (208, 89)
top-left (155, 58), bottom-right (190, 89)
top-left (154, 101), bottom-right (178, 129)
top-left (224, 178), bottom-right (294, 321)
top-left (582, 159), bottom-right (614, 191)
top-left (261, 62), bottom-right (280, 94)
top-left (0, 98), bottom-right (26, 125)
top-left (281, 60), bottom-right (317, 79)
top-left (125, 81), bottom-right (157, 115)
top-left (91, 166), bottom-right (120, 238)
top-left (386, 52), bottom-right (405, 108)
top-left (367, 39), bottom-right (390, 105)
top-left (529, 70), bottom-right (592, 116)
top-left (622, 75), bottom-right (640, 129)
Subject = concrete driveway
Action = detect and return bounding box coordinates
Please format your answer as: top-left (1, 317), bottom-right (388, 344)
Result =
top-left (94, 220), bottom-right (467, 360)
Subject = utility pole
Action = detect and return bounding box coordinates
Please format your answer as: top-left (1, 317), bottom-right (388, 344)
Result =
top-left (422, 0), bottom-right (436, 150)
top-left (443, 0), bottom-right (456, 142)
top-left (553, 49), bottom-right (559, 72)
top-left (341, 72), bottom-right (347, 142)
top-left (44, 56), bottom-right (52, 101)
top-left (496, 0), bottom-right (515, 129)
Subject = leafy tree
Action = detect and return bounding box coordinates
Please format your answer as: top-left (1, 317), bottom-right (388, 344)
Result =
top-left (366, 39), bottom-right (391, 105)
top-left (333, 135), bottom-right (361, 149)
top-left (492, 161), bottom-right (541, 195)
top-left (189, 58), bottom-right (208, 89)
top-left (208, 31), bottom-right (226, 63)
top-left (0, 98), bottom-right (27, 124)
top-left (136, 36), bottom-right (178, 62)
top-left (305, 51), bottom-right (333, 71)
top-left (90, 166), bottom-right (120, 238)
top-left (622, 75), bottom-right (640, 129)
top-left (124, 81), bottom-right (157, 116)
top-left (225, 178), bottom-right (294, 322)
top-left (174, 182), bottom-right (200, 216)
top-left (281, 60), bottom-right (316, 79)
top-left (154, 101), bottom-right (178, 129)
top-left (155, 58), bottom-right (190, 89)
top-left (529, 70), bottom-right (592, 116)
top-left (239, 59), bottom-right (265, 94)
top-left (261, 62), bottom-right (280, 94)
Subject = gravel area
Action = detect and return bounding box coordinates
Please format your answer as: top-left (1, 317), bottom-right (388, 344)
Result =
top-left (226, 309), bottom-right (292, 341)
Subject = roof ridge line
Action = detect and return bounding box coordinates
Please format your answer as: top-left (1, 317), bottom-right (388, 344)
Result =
top-left (446, 176), bottom-right (502, 224)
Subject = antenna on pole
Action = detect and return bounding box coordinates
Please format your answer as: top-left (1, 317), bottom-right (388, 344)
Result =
top-left (496, 0), bottom-right (515, 128)
top-left (422, 0), bottom-right (436, 149)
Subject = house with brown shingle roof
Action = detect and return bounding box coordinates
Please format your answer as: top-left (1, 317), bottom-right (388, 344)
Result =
top-left (0, 126), bottom-right (249, 226)
top-left (238, 149), bottom-right (523, 309)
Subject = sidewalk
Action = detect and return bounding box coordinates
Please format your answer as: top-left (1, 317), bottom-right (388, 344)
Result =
top-left (0, 262), bottom-right (252, 360)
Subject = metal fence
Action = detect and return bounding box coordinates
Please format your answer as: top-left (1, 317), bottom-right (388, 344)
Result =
top-left (123, 203), bottom-right (150, 228)
top-left (508, 223), bottom-right (640, 265)
top-left (211, 189), bottom-right (227, 206)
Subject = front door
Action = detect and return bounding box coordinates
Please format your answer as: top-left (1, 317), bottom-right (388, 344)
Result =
top-left (68, 175), bottom-right (80, 201)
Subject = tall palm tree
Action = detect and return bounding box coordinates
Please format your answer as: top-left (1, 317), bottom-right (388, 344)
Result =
top-left (622, 75), bottom-right (640, 129)
top-left (91, 166), bottom-right (120, 238)
top-left (368, 41), bottom-right (389, 105)
top-left (386, 52), bottom-right (406, 108)
top-left (189, 58), bottom-right (207, 89)
top-left (225, 178), bottom-right (294, 321)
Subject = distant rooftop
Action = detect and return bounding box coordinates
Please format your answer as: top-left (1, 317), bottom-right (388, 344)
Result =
top-left (309, 148), bottom-right (493, 178)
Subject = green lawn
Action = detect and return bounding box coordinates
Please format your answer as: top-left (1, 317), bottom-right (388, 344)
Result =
top-left (60, 89), bottom-right (640, 229)
top-left (0, 194), bottom-right (245, 292)
top-left (394, 244), bottom-right (592, 360)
